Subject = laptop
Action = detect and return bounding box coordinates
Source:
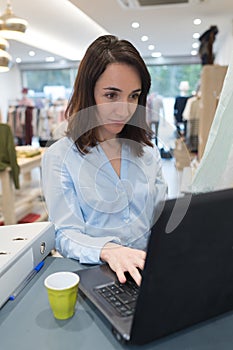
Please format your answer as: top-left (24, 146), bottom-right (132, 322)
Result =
top-left (77, 188), bottom-right (233, 345)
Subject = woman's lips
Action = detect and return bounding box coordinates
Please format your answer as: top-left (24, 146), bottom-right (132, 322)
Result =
top-left (108, 120), bottom-right (125, 125)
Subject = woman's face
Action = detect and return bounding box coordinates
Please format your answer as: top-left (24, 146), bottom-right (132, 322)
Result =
top-left (94, 62), bottom-right (142, 140)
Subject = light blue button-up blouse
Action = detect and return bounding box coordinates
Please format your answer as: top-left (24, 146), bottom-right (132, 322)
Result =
top-left (41, 137), bottom-right (167, 264)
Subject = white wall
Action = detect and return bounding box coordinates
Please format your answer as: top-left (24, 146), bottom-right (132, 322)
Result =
top-left (0, 64), bottom-right (22, 122)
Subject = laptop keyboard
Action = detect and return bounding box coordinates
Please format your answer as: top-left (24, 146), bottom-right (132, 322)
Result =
top-left (94, 279), bottom-right (139, 317)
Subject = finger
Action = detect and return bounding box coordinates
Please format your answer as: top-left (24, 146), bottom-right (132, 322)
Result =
top-left (137, 257), bottom-right (146, 271)
top-left (128, 267), bottom-right (142, 287)
top-left (134, 251), bottom-right (146, 271)
top-left (115, 269), bottom-right (127, 284)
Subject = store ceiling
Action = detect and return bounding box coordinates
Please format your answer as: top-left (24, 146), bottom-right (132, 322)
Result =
top-left (2, 0), bottom-right (233, 64)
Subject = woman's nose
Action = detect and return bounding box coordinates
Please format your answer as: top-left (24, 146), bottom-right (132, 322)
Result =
top-left (115, 101), bottom-right (130, 117)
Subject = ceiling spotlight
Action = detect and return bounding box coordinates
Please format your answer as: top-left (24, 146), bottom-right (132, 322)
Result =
top-left (131, 22), bottom-right (139, 29)
top-left (192, 42), bottom-right (199, 49)
top-left (193, 18), bottom-right (201, 25)
top-left (16, 57), bottom-right (21, 63)
top-left (151, 52), bottom-right (162, 58)
top-left (193, 32), bottom-right (200, 39)
top-left (0, 48), bottom-right (12, 72)
top-left (0, 1), bottom-right (28, 35)
top-left (148, 44), bottom-right (155, 50)
top-left (45, 56), bottom-right (55, 62)
top-left (141, 35), bottom-right (149, 42)
top-left (29, 50), bottom-right (35, 57)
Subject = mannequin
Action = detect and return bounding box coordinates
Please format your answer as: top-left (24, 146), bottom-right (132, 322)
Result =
top-left (198, 25), bottom-right (218, 65)
top-left (174, 81), bottom-right (190, 137)
top-left (183, 88), bottom-right (201, 152)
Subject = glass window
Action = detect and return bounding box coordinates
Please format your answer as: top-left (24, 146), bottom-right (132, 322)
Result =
top-left (22, 67), bottom-right (77, 100)
top-left (21, 63), bottom-right (201, 118)
top-left (147, 64), bottom-right (202, 97)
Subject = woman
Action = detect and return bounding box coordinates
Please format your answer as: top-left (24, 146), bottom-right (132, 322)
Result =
top-left (41, 35), bottom-right (167, 286)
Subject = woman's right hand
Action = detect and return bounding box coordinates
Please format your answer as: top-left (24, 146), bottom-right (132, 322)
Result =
top-left (100, 242), bottom-right (146, 286)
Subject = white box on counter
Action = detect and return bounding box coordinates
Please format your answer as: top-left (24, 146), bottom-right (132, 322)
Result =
top-left (0, 221), bottom-right (55, 308)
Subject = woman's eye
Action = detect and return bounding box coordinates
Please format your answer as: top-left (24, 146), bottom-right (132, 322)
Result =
top-left (103, 91), bottom-right (140, 101)
top-left (105, 92), bottom-right (117, 100)
top-left (130, 93), bottom-right (140, 100)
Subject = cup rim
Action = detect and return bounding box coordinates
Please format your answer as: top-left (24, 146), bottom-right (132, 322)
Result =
top-left (44, 271), bottom-right (80, 290)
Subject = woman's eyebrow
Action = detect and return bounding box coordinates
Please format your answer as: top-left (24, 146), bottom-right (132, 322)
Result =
top-left (131, 88), bottom-right (142, 93)
top-left (103, 87), bottom-right (142, 93)
top-left (103, 87), bottom-right (122, 92)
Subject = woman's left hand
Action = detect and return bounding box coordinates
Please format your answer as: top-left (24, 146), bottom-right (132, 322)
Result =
top-left (100, 242), bottom-right (146, 286)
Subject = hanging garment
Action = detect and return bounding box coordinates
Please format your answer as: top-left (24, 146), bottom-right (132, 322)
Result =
top-left (0, 123), bottom-right (20, 189)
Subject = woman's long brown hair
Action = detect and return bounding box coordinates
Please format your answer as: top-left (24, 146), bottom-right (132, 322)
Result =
top-left (66, 35), bottom-right (153, 156)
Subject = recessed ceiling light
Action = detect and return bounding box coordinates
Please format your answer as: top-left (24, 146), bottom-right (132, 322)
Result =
top-left (193, 32), bottom-right (200, 39)
top-left (16, 57), bottom-right (21, 63)
top-left (191, 50), bottom-right (198, 56)
top-left (141, 35), bottom-right (148, 42)
top-left (131, 22), bottom-right (140, 29)
top-left (192, 42), bottom-right (199, 49)
top-left (148, 44), bottom-right (155, 50)
top-left (151, 52), bottom-right (161, 58)
top-left (45, 56), bottom-right (55, 62)
top-left (193, 18), bottom-right (201, 25)
top-left (29, 50), bottom-right (35, 56)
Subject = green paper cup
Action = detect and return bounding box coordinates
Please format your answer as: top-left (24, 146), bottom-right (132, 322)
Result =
top-left (44, 271), bottom-right (80, 320)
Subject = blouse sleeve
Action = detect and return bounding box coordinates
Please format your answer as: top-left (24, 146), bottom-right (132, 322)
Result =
top-left (41, 148), bottom-right (121, 264)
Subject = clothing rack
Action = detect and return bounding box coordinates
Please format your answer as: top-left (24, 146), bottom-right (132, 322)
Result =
top-left (37, 102), bottom-right (67, 146)
top-left (7, 102), bottom-right (67, 146)
top-left (7, 105), bottom-right (37, 145)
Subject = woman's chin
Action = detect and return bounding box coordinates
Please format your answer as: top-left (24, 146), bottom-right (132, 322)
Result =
top-left (100, 124), bottom-right (125, 137)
